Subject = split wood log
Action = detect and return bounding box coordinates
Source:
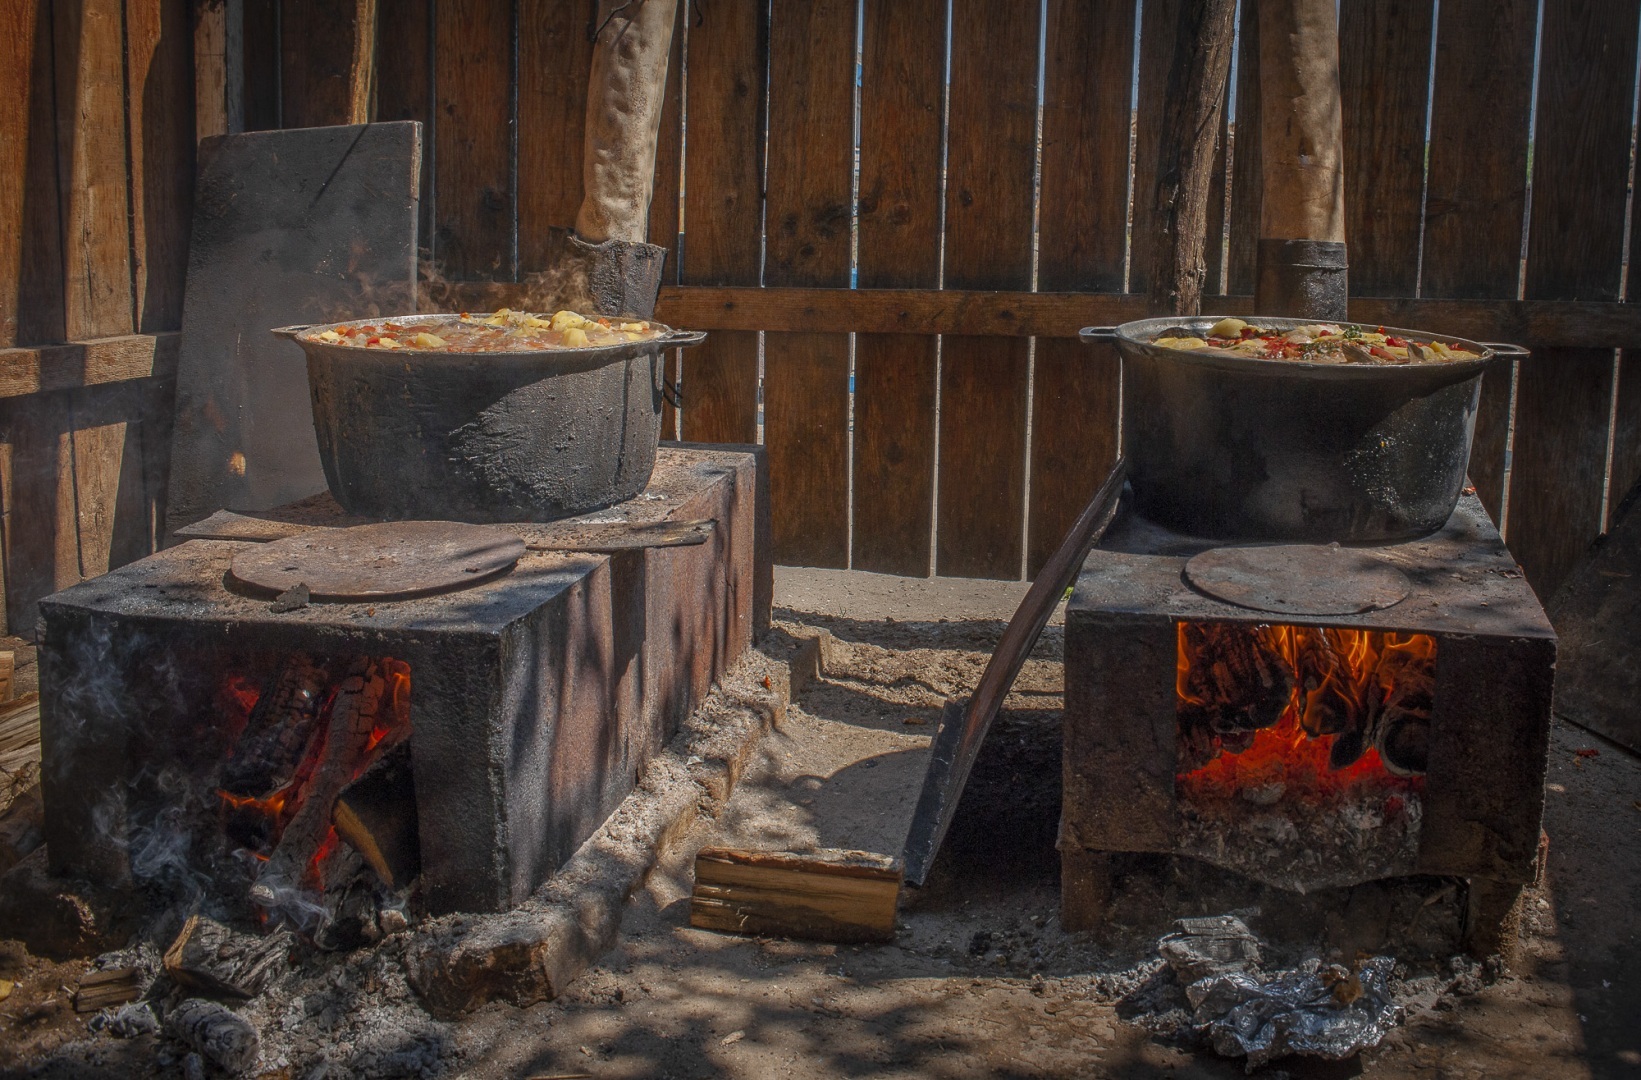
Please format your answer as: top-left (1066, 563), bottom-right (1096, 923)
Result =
top-left (163, 914), bottom-right (292, 1000)
top-left (1148, 0), bottom-right (1239, 316)
top-left (332, 744), bottom-right (420, 891)
top-left (0, 693), bottom-right (41, 816)
top-left (249, 657), bottom-right (402, 917)
top-left (72, 966), bottom-right (142, 1012)
top-left (0, 650), bottom-right (13, 702)
top-left (575, 0), bottom-right (680, 244)
top-left (165, 998), bottom-right (260, 1075)
top-left (1255, 0), bottom-right (1348, 317)
top-left (689, 847), bottom-right (902, 944)
top-left (0, 782), bottom-right (44, 876)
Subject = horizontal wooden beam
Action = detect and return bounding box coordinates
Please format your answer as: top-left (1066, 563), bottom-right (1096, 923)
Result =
top-left (447, 282), bottom-right (1641, 349)
top-left (0, 332), bottom-right (180, 398)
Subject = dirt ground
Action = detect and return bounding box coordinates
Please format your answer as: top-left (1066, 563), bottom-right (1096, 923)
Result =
top-left (3, 567), bottom-right (1640, 1078)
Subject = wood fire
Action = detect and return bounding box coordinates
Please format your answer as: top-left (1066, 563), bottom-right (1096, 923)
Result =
top-left (1176, 622), bottom-right (1436, 800)
top-left (215, 655), bottom-right (413, 926)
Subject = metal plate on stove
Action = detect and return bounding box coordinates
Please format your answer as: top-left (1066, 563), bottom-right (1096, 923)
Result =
top-left (229, 521), bottom-right (525, 600)
top-left (1184, 544), bottom-right (1412, 615)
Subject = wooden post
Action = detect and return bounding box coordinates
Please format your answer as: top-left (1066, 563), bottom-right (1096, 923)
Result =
top-left (1147, 0), bottom-right (1238, 317)
top-left (347, 0), bottom-right (379, 124)
top-left (1254, 0), bottom-right (1347, 318)
top-left (575, 0), bottom-right (680, 244)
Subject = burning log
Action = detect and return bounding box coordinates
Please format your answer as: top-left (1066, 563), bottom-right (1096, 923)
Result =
top-left (164, 998), bottom-right (260, 1075)
top-left (1293, 630), bottom-right (1353, 737)
top-left (248, 657), bottom-right (409, 921)
top-left (219, 656), bottom-right (334, 852)
top-left (1177, 623), bottom-right (1296, 743)
top-left (332, 744), bottom-right (419, 891)
top-left (163, 914), bottom-right (292, 1000)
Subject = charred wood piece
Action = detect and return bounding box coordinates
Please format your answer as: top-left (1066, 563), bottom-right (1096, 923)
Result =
top-left (164, 998), bottom-right (260, 1075)
top-left (1178, 623), bottom-right (1295, 739)
top-left (332, 744), bottom-right (420, 891)
top-left (163, 914), bottom-right (292, 1000)
top-left (221, 655), bottom-right (333, 799)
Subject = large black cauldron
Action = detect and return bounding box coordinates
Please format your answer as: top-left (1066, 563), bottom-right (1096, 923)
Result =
top-left (1080, 317), bottom-right (1526, 542)
top-left (274, 315), bottom-right (704, 523)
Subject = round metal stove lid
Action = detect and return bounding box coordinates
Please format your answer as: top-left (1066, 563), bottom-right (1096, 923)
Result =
top-left (1183, 543), bottom-right (1412, 615)
top-left (230, 520), bottom-right (525, 600)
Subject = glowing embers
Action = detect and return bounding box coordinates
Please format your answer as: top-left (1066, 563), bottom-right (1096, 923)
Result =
top-left (215, 654), bottom-right (413, 928)
top-left (1173, 622), bottom-right (1435, 891)
top-left (1177, 623), bottom-right (1435, 788)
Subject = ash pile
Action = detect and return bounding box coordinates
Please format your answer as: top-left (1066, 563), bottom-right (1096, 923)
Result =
top-left (34, 918), bottom-right (456, 1079)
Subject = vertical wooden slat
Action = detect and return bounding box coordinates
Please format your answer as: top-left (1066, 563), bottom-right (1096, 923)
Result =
top-left (1, 391), bottom-right (78, 636)
top-left (280, 0), bottom-right (365, 129)
top-left (678, 0), bottom-right (765, 444)
top-left (126, 0), bottom-right (195, 334)
top-left (241, 0), bottom-right (278, 131)
top-left (375, 0), bottom-right (432, 265)
top-left (851, 0), bottom-right (944, 576)
top-left (517, 0), bottom-right (595, 273)
top-left (1421, 0), bottom-right (1536, 523)
top-left (1027, 0), bottom-right (1135, 576)
top-left (0, 0), bottom-right (67, 348)
top-left (1611, 355), bottom-right (1641, 507)
top-left (937, 0), bottom-right (1039, 579)
top-left (1128, 0), bottom-right (1181, 301)
top-left (193, 0), bottom-right (244, 138)
top-left (0, 420), bottom-right (11, 634)
top-left (1225, 0), bottom-right (1260, 295)
top-left (761, 0), bottom-right (853, 568)
top-left (651, 5), bottom-right (684, 439)
top-left (435, 0), bottom-right (515, 280)
top-left (68, 383), bottom-right (151, 578)
top-left (1202, 80), bottom-right (1230, 299)
top-left (1511, 0), bottom-right (1637, 597)
top-left (55, 0), bottom-right (136, 341)
top-left (1338, 0), bottom-right (1435, 297)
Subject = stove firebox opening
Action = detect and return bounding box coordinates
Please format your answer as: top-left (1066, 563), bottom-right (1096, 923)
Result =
top-left (1174, 621), bottom-right (1436, 891)
top-left (214, 652), bottom-right (417, 931)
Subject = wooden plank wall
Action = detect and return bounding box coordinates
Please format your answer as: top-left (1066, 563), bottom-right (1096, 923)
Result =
top-left (236, 0), bottom-right (1641, 601)
top-left (0, 0), bottom-right (193, 636)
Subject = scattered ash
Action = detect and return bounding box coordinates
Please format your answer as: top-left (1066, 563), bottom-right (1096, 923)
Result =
top-left (15, 934), bottom-right (460, 1079)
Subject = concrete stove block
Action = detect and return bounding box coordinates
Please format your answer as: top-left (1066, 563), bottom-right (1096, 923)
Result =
top-left (37, 446), bottom-right (767, 915)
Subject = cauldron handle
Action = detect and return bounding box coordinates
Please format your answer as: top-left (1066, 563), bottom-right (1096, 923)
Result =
top-left (1481, 342), bottom-right (1531, 361)
top-left (270, 324), bottom-right (313, 340)
top-left (660, 329), bottom-right (708, 348)
top-left (1079, 326), bottom-right (1119, 344)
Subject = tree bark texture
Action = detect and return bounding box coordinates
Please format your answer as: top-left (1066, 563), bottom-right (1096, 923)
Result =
top-left (575, 0), bottom-right (679, 243)
top-left (1148, 0), bottom-right (1239, 316)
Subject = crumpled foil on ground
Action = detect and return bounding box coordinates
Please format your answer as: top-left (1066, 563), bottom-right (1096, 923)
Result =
top-left (1143, 915), bottom-right (1403, 1071)
top-left (1190, 956), bottom-right (1401, 1070)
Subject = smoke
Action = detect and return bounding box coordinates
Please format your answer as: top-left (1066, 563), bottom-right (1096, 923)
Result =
top-left (320, 246), bottom-right (598, 324)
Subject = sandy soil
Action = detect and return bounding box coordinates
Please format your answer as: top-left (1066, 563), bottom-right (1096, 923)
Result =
top-left (3, 569), bottom-right (1639, 1078)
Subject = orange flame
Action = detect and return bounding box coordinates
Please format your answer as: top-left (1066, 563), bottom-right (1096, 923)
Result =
top-left (1175, 622), bottom-right (1434, 802)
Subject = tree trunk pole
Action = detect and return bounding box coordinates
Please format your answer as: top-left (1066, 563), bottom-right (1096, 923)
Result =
top-left (576, 0), bottom-right (679, 244)
top-left (1147, 0), bottom-right (1239, 317)
top-left (1254, 0), bottom-right (1348, 318)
